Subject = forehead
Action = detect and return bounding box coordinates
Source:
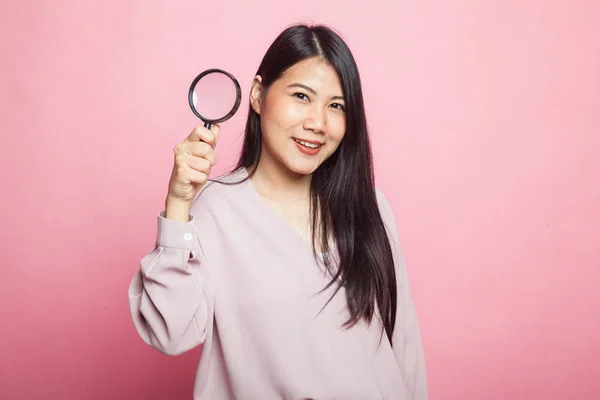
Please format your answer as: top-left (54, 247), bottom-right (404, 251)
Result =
top-left (277, 57), bottom-right (344, 95)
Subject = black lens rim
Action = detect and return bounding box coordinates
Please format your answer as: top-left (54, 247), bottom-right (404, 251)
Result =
top-left (188, 68), bottom-right (242, 124)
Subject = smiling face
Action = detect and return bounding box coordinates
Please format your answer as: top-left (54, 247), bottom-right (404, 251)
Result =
top-left (250, 57), bottom-right (347, 177)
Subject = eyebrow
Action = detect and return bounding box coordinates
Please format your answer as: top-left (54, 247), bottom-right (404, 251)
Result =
top-left (287, 83), bottom-right (344, 101)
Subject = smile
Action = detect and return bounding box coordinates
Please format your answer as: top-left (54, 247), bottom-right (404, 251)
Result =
top-left (292, 138), bottom-right (322, 149)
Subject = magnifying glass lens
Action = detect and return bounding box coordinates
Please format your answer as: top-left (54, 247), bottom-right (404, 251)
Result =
top-left (191, 72), bottom-right (238, 121)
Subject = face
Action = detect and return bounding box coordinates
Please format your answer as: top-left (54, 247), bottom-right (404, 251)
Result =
top-left (250, 57), bottom-right (347, 177)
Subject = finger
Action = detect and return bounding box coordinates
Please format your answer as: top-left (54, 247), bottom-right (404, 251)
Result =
top-left (185, 155), bottom-right (213, 174)
top-left (185, 142), bottom-right (216, 165)
top-left (187, 125), bottom-right (216, 147)
top-left (210, 124), bottom-right (220, 147)
top-left (185, 168), bottom-right (209, 185)
top-left (177, 140), bottom-right (212, 158)
top-left (174, 141), bottom-right (215, 167)
top-left (203, 147), bottom-right (217, 166)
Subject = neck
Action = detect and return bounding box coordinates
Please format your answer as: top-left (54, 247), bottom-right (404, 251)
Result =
top-left (249, 155), bottom-right (311, 203)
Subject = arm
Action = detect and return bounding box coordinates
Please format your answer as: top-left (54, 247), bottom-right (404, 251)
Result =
top-left (376, 189), bottom-right (429, 399)
top-left (128, 211), bottom-right (213, 356)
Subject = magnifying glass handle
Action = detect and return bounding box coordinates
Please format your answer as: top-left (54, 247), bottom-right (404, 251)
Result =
top-left (204, 121), bottom-right (211, 129)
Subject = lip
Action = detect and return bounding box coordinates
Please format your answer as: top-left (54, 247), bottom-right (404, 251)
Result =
top-left (293, 138), bottom-right (322, 156)
top-left (292, 137), bottom-right (324, 145)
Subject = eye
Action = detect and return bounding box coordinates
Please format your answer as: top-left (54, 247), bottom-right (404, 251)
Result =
top-left (330, 103), bottom-right (345, 111)
top-left (293, 92), bottom-right (309, 101)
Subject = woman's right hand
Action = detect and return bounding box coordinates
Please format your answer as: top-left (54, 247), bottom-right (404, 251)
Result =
top-left (164, 124), bottom-right (219, 220)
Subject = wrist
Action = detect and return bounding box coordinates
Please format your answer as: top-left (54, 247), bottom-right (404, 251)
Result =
top-left (164, 196), bottom-right (192, 222)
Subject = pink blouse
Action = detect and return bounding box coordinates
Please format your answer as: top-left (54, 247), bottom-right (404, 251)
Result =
top-left (128, 167), bottom-right (428, 399)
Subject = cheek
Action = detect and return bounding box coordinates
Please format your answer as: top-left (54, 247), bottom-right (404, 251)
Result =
top-left (329, 118), bottom-right (346, 144)
top-left (279, 105), bottom-right (306, 129)
top-left (264, 97), bottom-right (304, 130)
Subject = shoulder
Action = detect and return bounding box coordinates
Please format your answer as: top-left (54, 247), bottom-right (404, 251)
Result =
top-left (190, 167), bottom-right (249, 216)
top-left (375, 187), bottom-right (400, 239)
top-left (375, 187), bottom-right (394, 221)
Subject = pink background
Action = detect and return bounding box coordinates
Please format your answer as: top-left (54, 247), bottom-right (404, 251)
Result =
top-left (1, 1), bottom-right (599, 399)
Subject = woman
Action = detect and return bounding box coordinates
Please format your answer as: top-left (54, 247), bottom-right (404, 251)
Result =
top-left (129, 23), bottom-right (428, 399)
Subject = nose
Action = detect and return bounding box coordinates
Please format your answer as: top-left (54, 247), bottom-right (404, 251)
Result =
top-left (303, 105), bottom-right (327, 134)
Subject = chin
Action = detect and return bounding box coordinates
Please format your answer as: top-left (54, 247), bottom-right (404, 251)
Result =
top-left (284, 158), bottom-right (321, 176)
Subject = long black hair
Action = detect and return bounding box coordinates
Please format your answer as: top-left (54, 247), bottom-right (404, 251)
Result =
top-left (232, 24), bottom-right (397, 342)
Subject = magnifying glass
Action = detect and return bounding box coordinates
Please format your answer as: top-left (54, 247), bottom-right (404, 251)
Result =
top-left (188, 69), bottom-right (242, 129)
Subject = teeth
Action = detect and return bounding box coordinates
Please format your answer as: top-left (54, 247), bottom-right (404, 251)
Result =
top-left (302, 141), bottom-right (318, 149)
top-left (294, 138), bottom-right (320, 149)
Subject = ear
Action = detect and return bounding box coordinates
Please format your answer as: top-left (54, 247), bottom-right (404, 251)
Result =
top-left (250, 75), bottom-right (264, 115)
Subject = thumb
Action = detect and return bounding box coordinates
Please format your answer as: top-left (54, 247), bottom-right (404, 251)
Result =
top-left (211, 124), bottom-right (220, 147)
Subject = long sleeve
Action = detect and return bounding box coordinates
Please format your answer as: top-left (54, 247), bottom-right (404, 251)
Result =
top-left (376, 189), bottom-right (429, 399)
top-left (128, 211), bottom-right (213, 356)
